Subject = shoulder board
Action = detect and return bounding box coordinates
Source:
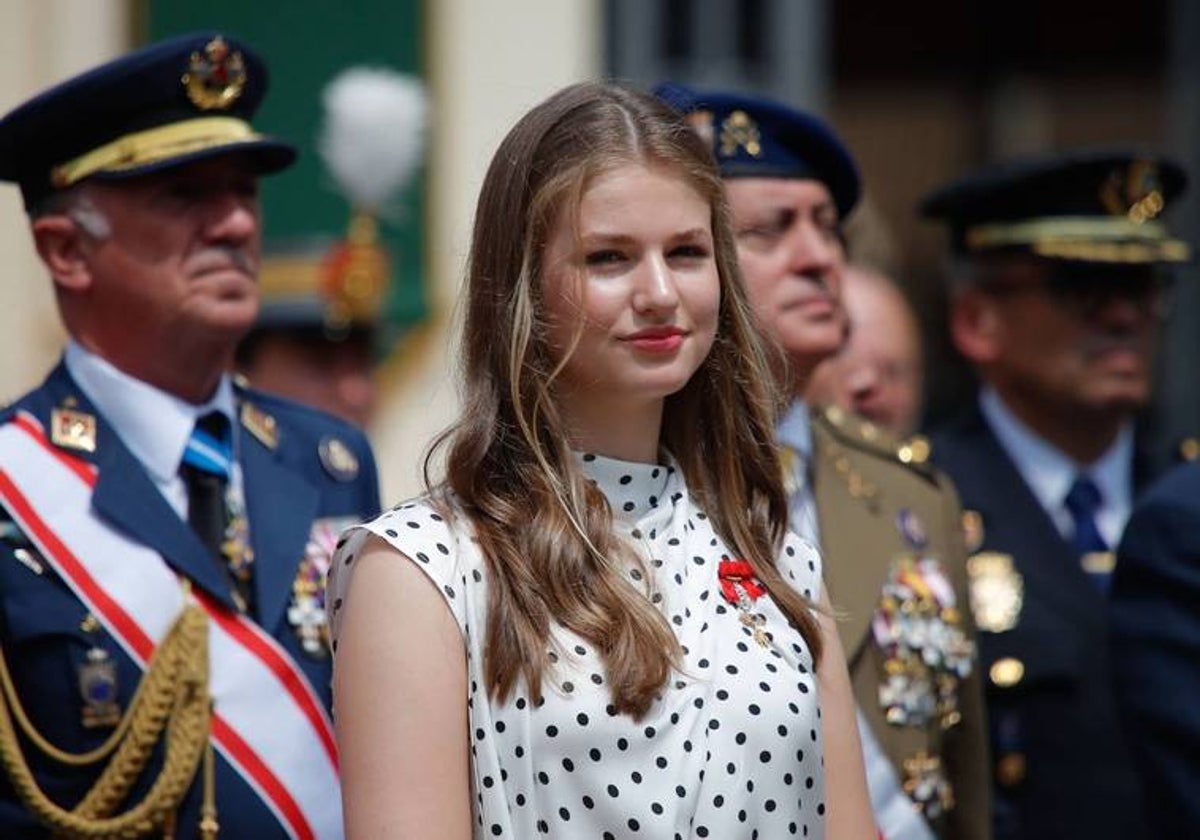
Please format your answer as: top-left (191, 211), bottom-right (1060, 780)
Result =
top-left (812, 405), bottom-right (936, 477)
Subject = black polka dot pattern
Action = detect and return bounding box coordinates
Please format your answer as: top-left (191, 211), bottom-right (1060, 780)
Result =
top-left (328, 453), bottom-right (825, 837)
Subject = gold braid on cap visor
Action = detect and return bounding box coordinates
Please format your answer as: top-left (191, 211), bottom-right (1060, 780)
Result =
top-left (50, 116), bottom-right (261, 188)
top-left (965, 216), bottom-right (1191, 263)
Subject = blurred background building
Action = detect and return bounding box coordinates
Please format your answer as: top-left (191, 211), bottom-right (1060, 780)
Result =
top-left (2, 0), bottom-right (1198, 498)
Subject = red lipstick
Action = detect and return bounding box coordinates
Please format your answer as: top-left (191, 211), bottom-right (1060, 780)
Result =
top-left (623, 326), bottom-right (687, 353)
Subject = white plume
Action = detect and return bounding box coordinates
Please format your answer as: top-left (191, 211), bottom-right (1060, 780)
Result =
top-left (319, 67), bottom-right (428, 211)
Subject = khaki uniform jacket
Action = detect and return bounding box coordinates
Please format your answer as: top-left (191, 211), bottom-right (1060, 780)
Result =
top-left (807, 405), bottom-right (991, 840)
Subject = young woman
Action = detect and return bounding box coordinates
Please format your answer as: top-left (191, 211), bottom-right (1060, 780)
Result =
top-left (328, 81), bottom-right (873, 839)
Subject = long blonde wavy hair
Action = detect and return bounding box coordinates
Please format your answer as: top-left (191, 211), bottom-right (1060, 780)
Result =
top-left (428, 81), bottom-right (822, 718)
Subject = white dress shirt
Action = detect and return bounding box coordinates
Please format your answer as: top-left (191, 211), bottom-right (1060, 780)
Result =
top-left (979, 386), bottom-right (1133, 547)
top-left (777, 400), bottom-right (821, 546)
top-left (64, 340), bottom-right (239, 519)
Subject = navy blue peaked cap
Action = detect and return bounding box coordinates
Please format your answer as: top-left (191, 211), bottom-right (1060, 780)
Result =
top-left (921, 150), bottom-right (1190, 264)
top-left (0, 31), bottom-right (295, 210)
top-left (654, 82), bottom-right (860, 218)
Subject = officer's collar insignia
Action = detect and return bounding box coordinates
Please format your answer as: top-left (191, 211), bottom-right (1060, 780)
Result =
top-left (183, 36), bottom-right (247, 111)
top-left (79, 646), bottom-right (120, 729)
top-left (961, 509), bottom-right (985, 554)
top-left (719, 109), bottom-right (762, 158)
top-left (50, 406), bottom-right (97, 453)
top-left (966, 551), bottom-right (1023, 633)
top-left (319, 436), bottom-right (359, 482)
top-left (240, 402), bottom-right (279, 450)
top-left (1099, 159), bottom-right (1163, 223)
top-left (896, 508), bottom-right (928, 551)
top-left (874, 555), bottom-right (974, 731)
top-left (685, 109), bottom-right (715, 148)
top-left (289, 516), bottom-right (356, 657)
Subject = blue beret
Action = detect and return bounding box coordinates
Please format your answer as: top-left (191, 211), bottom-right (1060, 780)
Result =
top-left (0, 31), bottom-right (295, 210)
top-left (654, 82), bottom-right (860, 218)
top-left (921, 150), bottom-right (1190, 264)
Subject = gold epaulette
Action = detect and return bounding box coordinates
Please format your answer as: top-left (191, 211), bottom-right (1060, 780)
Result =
top-left (812, 405), bottom-right (936, 476)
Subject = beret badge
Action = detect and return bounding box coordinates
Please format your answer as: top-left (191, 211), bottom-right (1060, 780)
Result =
top-left (182, 36), bottom-right (247, 111)
top-left (719, 109), bottom-right (762, 158)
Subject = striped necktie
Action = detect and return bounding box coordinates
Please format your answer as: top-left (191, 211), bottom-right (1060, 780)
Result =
top-left (180, 412), bottom-right (232, 559)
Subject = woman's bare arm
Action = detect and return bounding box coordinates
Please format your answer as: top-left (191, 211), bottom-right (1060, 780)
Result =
top-left (815, 586), bottom-right (877, 840)
top-left (333, 535), bottom-right (472, 839)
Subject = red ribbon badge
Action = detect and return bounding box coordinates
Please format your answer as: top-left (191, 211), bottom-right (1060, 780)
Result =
top-left (717, 560), bottom-right (766, 606)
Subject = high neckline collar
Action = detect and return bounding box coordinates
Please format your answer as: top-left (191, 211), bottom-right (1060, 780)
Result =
top-left (576, 451), bottom-right (680, 522)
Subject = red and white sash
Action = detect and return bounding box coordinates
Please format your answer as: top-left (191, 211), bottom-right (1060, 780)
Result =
top-left (0, 412), bottom-right (342, 840)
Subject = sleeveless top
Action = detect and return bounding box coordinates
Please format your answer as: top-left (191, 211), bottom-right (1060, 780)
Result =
top-left (328, 453), bottom-right (827, 839)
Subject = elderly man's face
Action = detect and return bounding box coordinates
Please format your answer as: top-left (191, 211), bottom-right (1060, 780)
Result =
top-left (81, 155), bottom-right (262, 345)
top-left (954, 258), bottom-right (1168, 419)
top-left (807, 266), bottom-right (924, 437)
top-left (724, 178), bottom-right (847, 365)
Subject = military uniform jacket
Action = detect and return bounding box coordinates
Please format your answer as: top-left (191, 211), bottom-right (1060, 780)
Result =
top-left (810, 406), bottom-right (991, 840)
top-left (1110, 462), bottom-right (1200, 839)
top-left (0, 362), bottom-right (381, 838)
top-left (930, 404), bottom-right (1147, 840)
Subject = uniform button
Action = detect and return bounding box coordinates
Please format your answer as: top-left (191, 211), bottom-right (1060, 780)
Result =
top-left (996, 752), bottom-right (1026, 787)
top-left (1179, 437), bottom-right (1200, 462)
top-left (989, 657), bottom-right (1025, 688)
top-left (898, 435), bottom-right (931, 464)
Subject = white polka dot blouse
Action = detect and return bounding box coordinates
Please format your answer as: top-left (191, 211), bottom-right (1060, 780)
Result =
top-left (329, 452), bottom-right (827, 839)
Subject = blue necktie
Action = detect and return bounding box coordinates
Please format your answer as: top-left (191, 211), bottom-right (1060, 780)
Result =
top-left (181, 412), bottom-right (231, 559)
top-left (1063, 474), bottom-right (1112, 592)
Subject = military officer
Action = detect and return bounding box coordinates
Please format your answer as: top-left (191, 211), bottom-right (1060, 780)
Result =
top-left (922, 151), bottom-right (1190, 840)
top-left (658, 84), bottom-right (990, 840)
top-left (1110, 461), bottom-right (1200, 838)
top-left (807, 263), bottom-right (926, 439)
top-left (0, 33), bottom-right (380, 838)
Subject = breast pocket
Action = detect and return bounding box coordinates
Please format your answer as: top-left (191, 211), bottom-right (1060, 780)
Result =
top-left (1, 582), bottom-right (128, 749)
top-left (978, 599), bottom-right (1083, 698)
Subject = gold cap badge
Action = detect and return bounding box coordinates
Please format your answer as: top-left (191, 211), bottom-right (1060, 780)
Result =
top-left (183, 36), bottom-right (247, 111)
top-left (1099, 159), bottom-right (1163, 223)
top-left (719, 110), bottom-right (762, 158)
